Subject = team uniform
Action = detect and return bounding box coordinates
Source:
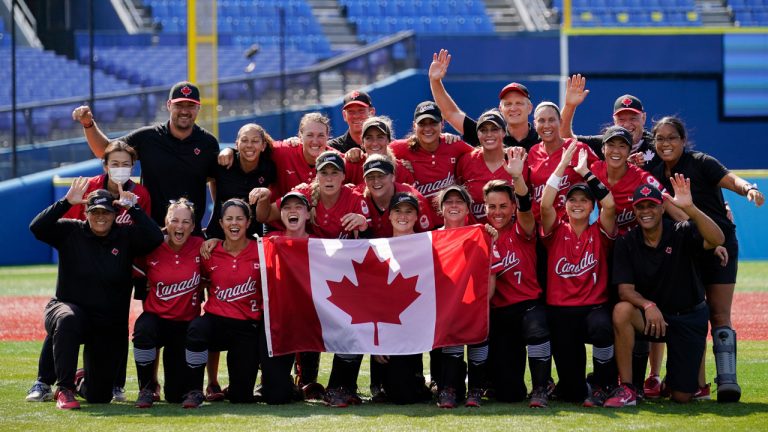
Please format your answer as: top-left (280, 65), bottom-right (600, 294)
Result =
top-left (613, 219), bottom-right (709, 393)
top-left (389, 137), bottom-right (473, 206)
top-left (577, 130), bottom-right (661, 172)
top-left (540, 218), bottom-right (617, 402)
top-left (456, 148), bottom-right (515, 223)
top-left (29, 199), bottom-right (163, 402)
top-left (651, 150), bottom-right (738, 284)
top-left (591, 161), bottom-right (665, 236)
top-left (345, 158), bottom-right (414, 186)
top-left (364, 183), bottom-right (439, 238)
top-left (183, 240), bottom-right (294, 404)
top-left (525, 139), bottom-right (600, 221)
top-left (462, 116), bottom-right (540, 151)
top-left (207, 151), bottom-right (277, 240)
top-left (269, 142), bottom-right (339, 198)
top-left (132, 236), bottom-right (204, 402)
top-left (277, 184), bottom-right (370, 239)
top-left (120, 122), bottom-right (219, 230)
top-left (484, 222), bottom-right (551, 402)
top-left (33, 174), bottom-right (152, 393)
top-left (327, 130), bottom-right (361, 154)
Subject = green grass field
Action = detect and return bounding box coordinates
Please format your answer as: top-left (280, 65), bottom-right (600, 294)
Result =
top-left (1, 263), bottom-right (767, 431)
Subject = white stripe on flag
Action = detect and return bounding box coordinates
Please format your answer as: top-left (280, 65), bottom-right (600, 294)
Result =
top-left (257, 237), bottom-right (274, 357)
top-left (309, 232), bottom-right (437, 355)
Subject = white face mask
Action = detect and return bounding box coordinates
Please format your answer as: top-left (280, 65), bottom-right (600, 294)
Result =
top-left (109, 167), bottom-right (132, 185)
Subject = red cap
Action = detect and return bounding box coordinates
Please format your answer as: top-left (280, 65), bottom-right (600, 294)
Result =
top-left (498, 82), bottom-right (530, 100)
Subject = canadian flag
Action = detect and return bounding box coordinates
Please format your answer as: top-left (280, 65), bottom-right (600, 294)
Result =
top-left (259, 225), bottom-right (491, 356)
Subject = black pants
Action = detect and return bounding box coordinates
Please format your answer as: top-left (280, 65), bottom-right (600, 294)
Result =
top-left (326, 354), bottom-right (385, 392)
top-left (548, 303), bottom-right (616, 402)
top-left (379, 354), bottom-right (431, 404)
top-left (488, 300), bottom-right (551, 402)
top-left (185, 313), bottom-right (294, 404)
top-left (132, 312), bottom-right (189, 402)
top-left (43, 299), bottom-right (125, 403)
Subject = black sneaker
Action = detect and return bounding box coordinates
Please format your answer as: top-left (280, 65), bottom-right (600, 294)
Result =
top-left (135, 388), bottom-right (154, 409)
top-left (465, 388), bottom-right (483, 407)
top-left (437, 388), bottom-right (457, 409)
top-left (370, 384), bottom-right (388, 403)
top-left (182, 390), bottom-right (205, 408)
top-left (529, 386), bottom-right (549, 408)
top-left (583, 386), bottom-right (609, 407)
top-left (324, 387), bottom-right (349, 408)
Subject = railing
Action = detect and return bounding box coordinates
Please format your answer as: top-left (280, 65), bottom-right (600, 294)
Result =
top-left (0, 31), bottom-right (417, 181)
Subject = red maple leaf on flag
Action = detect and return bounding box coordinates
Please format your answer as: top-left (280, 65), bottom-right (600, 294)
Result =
top-left (326, 247), bottom-right (420, 346)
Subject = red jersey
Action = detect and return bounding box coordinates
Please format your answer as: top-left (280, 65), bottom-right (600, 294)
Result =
top-left (202, 240), bottom-right (263, 321)
top-left (364, 183), bottom-right (440, 238)
top-left (525, 139), bottom-right (599, 221)
top-left (457, 148), bottom-right (515, 222)
top-left (276, 184), bottom-right (370, 239)
top-left (591, 161), bottom-right (666, 235)
top-left (389, 137), bottom-right (473, 203)
top-left (61, 174), bottom-right (152, 225)
top-left (345, 158), bottom-right (415, 186)
top-left (490, 222), bottom-right (541, 308)
top-left (540, 219), bottom-right (616, 307)
top-left (139, 236), bottom-right (204, 321)
top-left (270, 142), bottom-right (338, 198)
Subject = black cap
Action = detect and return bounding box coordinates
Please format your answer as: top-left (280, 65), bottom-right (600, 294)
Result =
top-left (280, 191), bottom-right (310, 209)
top-left (86, 189), bottom-right (117, 213)
top-left (413, 101), bottom-right (442, 123)
top-left (343, 90), bottom-right (372, 109)
top-left (363, 158), bottom-right (395, 177)
top-left (440, 185), bottom-right (472, 207)
top-left (315, 151), bottom-right (345, 172)
top-left (566, 183), bottom-right (595, 202)
top-left (476, 110), bottom-right (507, 132)
top-left (498, 82), bottom-right (530, 100)
top-left (169, 81), bottom-right (201, 105)
top-left (632, 184), bottom-right (663, 206)
top-left (362, 118), bottom-right (391, 140)
top-left (389, 192), bottom-right (420, 212)
top-left (613, 94), bottom-right (644, 115)
top-left (602, 125), bottom-right (633, 146)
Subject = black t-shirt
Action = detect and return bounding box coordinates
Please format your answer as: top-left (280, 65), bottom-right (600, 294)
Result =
top-left (206, 151), bottom-right (277, 240)
top-left (612, 219), bottom-right (706, 314)
top-left (651, 150), bottom-right (734, 232)
top-left (462, 116), bottom-right (540, 151)
top-left (327, 130), bottom-right (361, 153)
top-left (121, 122), bottom-right (219, 229)
top-left (577, 130), bottom-right (661, 172)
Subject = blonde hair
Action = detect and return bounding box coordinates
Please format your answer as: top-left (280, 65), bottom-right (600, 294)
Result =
top-left (166, 197), bottom-right (196, 226)
top-left (298, 112), bottom-right (331, 137)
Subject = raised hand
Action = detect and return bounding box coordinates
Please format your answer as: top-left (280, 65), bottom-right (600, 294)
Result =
top-left (574, 148), bottom-right (589, 177)
top-left (248, 187), bottom-right (271, 206)
top-left (71, 105), bottom-right (94, 126)
top-left (503, 147), bottom-right (527, 178)
top-left (662, 173), bottom-right (693, 210)
top-left (564, 74), bottom-right (590, 107)
top-left (65, 177), bottom-right (89, 206)
top-left (115, 182), bottom-right (138, 208)
top-left (557, 142), bottom-right (578, 170)
top-left (428, 49), bottom-right (451, 82)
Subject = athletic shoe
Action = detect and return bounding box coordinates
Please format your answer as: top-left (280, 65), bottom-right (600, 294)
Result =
top-left (465, 388), bottom-right (483, 407)
top-left (604, 383), bottom-right (638, 408)
top-left (112, 386), bottom-right (127, 402)
top-left (323, 387), bottom-right (349, 408)
top-left (302, 382), bottom-right (326, 400)
top-left (205, 383), bottom-right (226, 402)
top-left (370, 384), bottom-right (388, 403)
top-left (152, 382), bottom-right (161, 402)
top-left (346, 389), bottom-right (363, 406)
top-left (26, 381), bottom-right (53, 402)
top-left (55, 387), bottom-right (80, 410)
top-left (545, 377), bottom-right (557, 399)
top-left (182, 390), bottom-right (205, 409)
top-left (135, 388), bottom-right (154, 409)
top-left (529, 386), bottom-right (549, 408)
top-left (583, 386), bottom-right (609, 407)
top-left (74, 368), bottom-right (86, 399)
top-left (695, 383), bottom-right (711, 401)
top-left (437, 388), bottom-right (457, 409)
top-left (643, 374), bottom-right (663, 399)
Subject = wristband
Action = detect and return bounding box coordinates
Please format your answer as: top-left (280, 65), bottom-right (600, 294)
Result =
top-left (642, 302), bottom-right (656, 311)
top-left (585, 174), bottom-right (610, 201)
top-left (546, 174), bottom-right (562, 190)
top-left (82, 121), bottom-right (94, 129)
top-left (583, 170), bottom-right (595, 181)
top-left (515, 192), bottom-right (532, 213)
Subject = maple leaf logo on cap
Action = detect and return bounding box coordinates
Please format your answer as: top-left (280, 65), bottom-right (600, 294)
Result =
top-left (181, 86), bottom-right (192, 97)
top-left (640, 186), bottom-right (652, 196)
top-left (350, 90), bottom-right (360, 99)
top-left (622, 97), bottom-right (633, 107)
top-left (327, 247), bottom-right (420, 346)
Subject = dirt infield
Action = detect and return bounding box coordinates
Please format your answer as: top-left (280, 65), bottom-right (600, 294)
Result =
top-left (1, 294), bottom-right (766, 342)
